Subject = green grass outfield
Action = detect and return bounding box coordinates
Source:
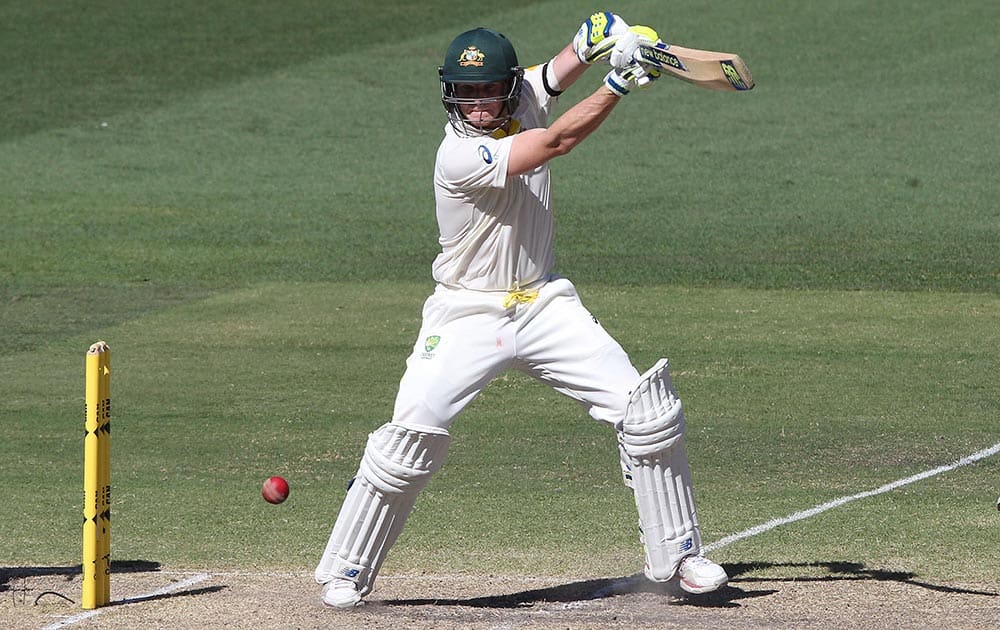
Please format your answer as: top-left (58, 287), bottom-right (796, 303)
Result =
top-left (2, 0), bottom-right (997, 585)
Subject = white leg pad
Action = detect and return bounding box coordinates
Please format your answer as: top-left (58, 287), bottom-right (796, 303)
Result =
top-left (620, 358), bottom-right (702, 582)
top-left (314, 422), bottom-right (450, 594)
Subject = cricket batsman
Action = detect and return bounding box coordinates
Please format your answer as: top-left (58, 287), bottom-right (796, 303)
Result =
top-left (315, 12), bottom-right (728, 608)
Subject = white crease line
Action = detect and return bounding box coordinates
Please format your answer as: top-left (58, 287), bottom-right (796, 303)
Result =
top-left (40, 573), bottom-right (211, 630)
top-left (704, 441), bottom-right (1000, 553)
top-left (39, 610), bottom-right (101, 629)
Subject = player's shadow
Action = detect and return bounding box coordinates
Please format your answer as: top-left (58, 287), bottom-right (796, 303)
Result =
top-left (384, 559), bottom-right (997, 609)
top-left (726, 560), bottom-right (998, 597)
top-left (384, 568), bottom-right (761, 609)
top-left (0, 560), bottom-right (225, 606)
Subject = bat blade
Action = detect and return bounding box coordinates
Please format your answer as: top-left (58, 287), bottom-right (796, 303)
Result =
top-left (636, 41), bottom-right (754, 92)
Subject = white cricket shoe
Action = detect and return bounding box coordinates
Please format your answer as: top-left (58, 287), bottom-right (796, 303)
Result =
top-left (675, 555), bottom-right (728, 594)
top-left (321, 578), bottom-right (363, 609)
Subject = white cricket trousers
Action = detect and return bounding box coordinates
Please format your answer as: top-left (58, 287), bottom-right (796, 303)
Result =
top-left (392, 277), bottom-right (641, 431)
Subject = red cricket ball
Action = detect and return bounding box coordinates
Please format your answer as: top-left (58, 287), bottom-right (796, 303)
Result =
top-left (262, 476), bottom-right (290, 504)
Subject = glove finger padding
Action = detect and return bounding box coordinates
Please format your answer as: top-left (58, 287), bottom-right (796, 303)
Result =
top-left (604, 61), bottom-right (660, 96)
top-left (609, 25), bottom-right (660, 69)
top-left (603, 24), bottom-right (662, 96)
top-left (573, 12), bottom-right (630, 64)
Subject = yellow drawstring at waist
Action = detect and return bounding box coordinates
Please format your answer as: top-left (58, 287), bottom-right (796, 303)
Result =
top-left (502, 288), bottom-right (539, 309)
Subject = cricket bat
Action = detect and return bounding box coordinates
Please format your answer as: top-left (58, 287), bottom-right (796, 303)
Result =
top-left (635, 41), bottom-right (754, 92)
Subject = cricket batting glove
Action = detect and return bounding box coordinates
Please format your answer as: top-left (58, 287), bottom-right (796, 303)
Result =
top-left (604, 26), bottom-right (661, 95)
top-left (609, 26), bottom-right (660, 70)
top-left (572, 12), bottom-right (630, 65)
top-left (604, 60), bottom-right (660, 96)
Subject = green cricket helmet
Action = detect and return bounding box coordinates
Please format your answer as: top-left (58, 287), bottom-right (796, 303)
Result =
top-left (439, 28), bottom-right (524, 136)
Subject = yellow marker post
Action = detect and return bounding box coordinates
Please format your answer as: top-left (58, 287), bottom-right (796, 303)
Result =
top-left (83, 341), bottom-right (111, 608)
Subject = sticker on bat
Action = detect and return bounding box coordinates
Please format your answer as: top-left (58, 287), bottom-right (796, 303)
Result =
top-left (637, 44), bottom-right (687, 72)
top-left (720, 60), bottom-right (750, 90)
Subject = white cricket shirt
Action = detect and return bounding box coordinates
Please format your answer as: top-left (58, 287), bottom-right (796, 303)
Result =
top-left (431, 65), bottom-right (558, 292)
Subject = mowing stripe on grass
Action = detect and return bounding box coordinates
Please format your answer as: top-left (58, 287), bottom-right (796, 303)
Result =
top-left (704, 441), bottom-right (1000, 553)
top-left (40, 573), bottom-right (211, 629)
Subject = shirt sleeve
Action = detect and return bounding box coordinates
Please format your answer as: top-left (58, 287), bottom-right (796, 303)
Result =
top-left (436, 134), bottom-right (513, 190)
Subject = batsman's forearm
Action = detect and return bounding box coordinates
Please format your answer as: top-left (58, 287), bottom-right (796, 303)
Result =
top-left (548, 44), bottom-right (589, 92)
top-left (543, 87), bottom-right (620, 154)
top-left (507, 87), bottom-right (620, 175)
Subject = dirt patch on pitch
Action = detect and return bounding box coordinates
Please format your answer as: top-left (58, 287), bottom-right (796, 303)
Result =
top-left (3, 565), bottom-right (997, 629)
